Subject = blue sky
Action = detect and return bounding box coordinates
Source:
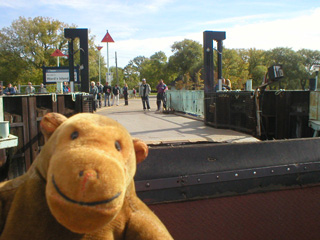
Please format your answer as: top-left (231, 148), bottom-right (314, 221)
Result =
top-left (1, 0), bottom-right (320, 68)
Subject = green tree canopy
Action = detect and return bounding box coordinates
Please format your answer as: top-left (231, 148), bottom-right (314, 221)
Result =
top-left (168, 39), bottom-right (203, 89)
top-left (0, 16), bottom-right (107, 87)
top-left (265, 47), bottom-right (307, 89)
top-left (2, 16), bottom-right (320, 92)
top-left (0, 16), bottom-right (72, 85)
top-left (139, 51), bottom-right (169, 88)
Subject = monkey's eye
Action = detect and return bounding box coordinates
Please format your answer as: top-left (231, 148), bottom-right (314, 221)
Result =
top-left (71, 131), bottom-right (79, 140)
top-left (115, 141), bottom-right (121, 151)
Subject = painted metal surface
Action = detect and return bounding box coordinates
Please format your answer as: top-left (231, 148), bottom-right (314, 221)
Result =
top-left (136, 161), bottom-right (320, 192)
top-left (166, 90), bottom-right (204, 117)
top-left (1, 94), bottom-right (91, 179)
top-left (309, 91), bottom-right (320, 120)
top-left (0, 135), bottom-right (18, 149)
top-left (149, 184), bottom-right (320, 240)
top-left (203, 31), bottom-right (226, 93)
top-left (136, 138), bottom-right (320, 203)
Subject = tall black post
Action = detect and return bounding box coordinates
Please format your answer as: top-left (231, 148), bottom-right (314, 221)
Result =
top-left (217, 40), bottom-right (223, 80)
top-left (79, 29), bottom-right (89, 92)
top-left (68, 39), bottom-right (74, 83)
top-left (203, 32), bottom-right (214, 93)
top-left (64, 28), bottom-right (89, 93)
top-left (203, 31), bottom-right (226, 93)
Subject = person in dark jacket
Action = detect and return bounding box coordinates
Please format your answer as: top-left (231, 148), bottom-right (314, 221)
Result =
top-left (156, 79), bottom-right (168, 111)
top-left (103, 82), bottom-right (112, 107)
top-left (112, 84), bottom-right (120, 106)
top-left (3, 83), bottom-right (16, 95)
top-left (123, 84), bottom-right (129, 105)
top-left (139, 78), bottom-right (151, 111)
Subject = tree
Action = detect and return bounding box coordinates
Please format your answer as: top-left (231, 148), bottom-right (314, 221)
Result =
top-left (168, 39), bottom-right (203, 89)
top-left (88, 42), bottom-right (107, 84)
top-left (246, 48), bottom-right (268, 87)
top-left (0, 16), bottom-right (105, 88)
top-left (222, 48), bottom-right (249, 89)
top-left (139, 51), bottom-right (169, 88)
top-left (265, 47), bottom-right (306, 89)
top-left (109, 66), bottom-right (125, 87)
top-left (123, 63), bottom-right (140, 90)
top-left (297, 49), bottom-right (320, 89)
top-left (0, 16), bottom-right (71, 85)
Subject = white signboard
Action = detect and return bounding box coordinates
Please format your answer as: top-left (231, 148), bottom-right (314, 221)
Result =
top-left (106, 72), bottom-right (113, 84)
top-left (45, 69), bottom-right (78, 83)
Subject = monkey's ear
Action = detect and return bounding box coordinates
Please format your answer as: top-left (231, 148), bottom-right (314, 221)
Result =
top-left (133, 138), bottom-right (148, 164)
top-left (40, 113), bottom-right (67, 142)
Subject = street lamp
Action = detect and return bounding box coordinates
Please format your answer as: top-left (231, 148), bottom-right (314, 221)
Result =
top-left (96, 46), bottom-right (103, 84)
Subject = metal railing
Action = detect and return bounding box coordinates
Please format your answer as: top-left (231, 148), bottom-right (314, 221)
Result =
top-left (166, 90), bottom-right (204, 118)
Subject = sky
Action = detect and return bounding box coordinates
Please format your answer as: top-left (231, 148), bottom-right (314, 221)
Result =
top-left (1, 0), bottom-right (320, 68)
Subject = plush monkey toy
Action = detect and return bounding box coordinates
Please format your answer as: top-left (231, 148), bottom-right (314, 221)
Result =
top-left (0, 113), bottom-right (173, 240)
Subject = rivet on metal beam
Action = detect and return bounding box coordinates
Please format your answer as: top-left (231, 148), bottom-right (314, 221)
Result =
top-left (253, 171), bottom-right (257, 175)
top-left (287, 168), bottom-right (291, 171)
top-left (145, 182), bottom-right (150, 188)
top-left (235, 173), bottom-right (239, 177)
top-left (304, 166), bottom-right (308, 170)
top-left (216, 175), bottom-right (220, 180)
top-left (197, 178), bottom-right (201, 183)
top-left (271, 170), bottom-right (275, 173)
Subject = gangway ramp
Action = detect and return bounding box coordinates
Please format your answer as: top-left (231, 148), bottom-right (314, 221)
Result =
top-left (96, 96), bottom-right (258, 144)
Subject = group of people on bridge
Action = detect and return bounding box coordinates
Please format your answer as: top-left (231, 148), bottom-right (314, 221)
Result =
top-left (0, 82), bottom-right (48, 95)
top-left (89, 78), bottom-right (168, 113)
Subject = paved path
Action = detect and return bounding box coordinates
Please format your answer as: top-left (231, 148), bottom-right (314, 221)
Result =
top-left (96, 96), bottom-right (259, 144)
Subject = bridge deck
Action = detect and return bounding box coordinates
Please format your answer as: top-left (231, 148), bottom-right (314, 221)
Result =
top-left (96, 96), bottom-right (259, 144)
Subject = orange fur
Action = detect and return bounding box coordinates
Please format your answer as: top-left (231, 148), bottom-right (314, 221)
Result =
top-left (0, 113), bottom-right (172, 240)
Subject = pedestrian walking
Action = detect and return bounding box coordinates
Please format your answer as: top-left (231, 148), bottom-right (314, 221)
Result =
top-left (156, 79), bottom-right (168, 111)
top-left (112, 84), bottom-right (120, 106)
top-left (89, 81), bottom-right (98, 112)
top-left (103, 82), bottom-right (112, 107)
top-left (96, 82), bottom-right (103, 108)
top-left (132, 88), bottom-right (136, 98)
top-left (139, 78), bottom-right (151, 111)
top-left (123, 84), bottom-right (128, 105)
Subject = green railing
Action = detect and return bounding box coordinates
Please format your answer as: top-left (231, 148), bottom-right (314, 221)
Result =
top-left (166, 90), bottom-right (204, 118)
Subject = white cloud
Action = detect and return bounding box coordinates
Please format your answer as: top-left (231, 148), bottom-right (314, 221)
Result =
top-left (2, 0), bottom-right (319, 69)
top-left (201, 13), bottom-right (274, 26)
top-left (101, 7), bottom-right (320, 68)
top-left (99, 35), bottom-right (185, 68)
top-left (0, 0), bottom-right (28, 8)
top-left (143, 0), bottom-right (174, 11)
top-left (225, 7), bottom-right (320, 50)
top-left (38, 0), bottom-right (172, 15)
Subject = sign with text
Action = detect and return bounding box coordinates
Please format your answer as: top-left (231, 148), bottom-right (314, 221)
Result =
top-left (43, 67), bottom-right (79, 83)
